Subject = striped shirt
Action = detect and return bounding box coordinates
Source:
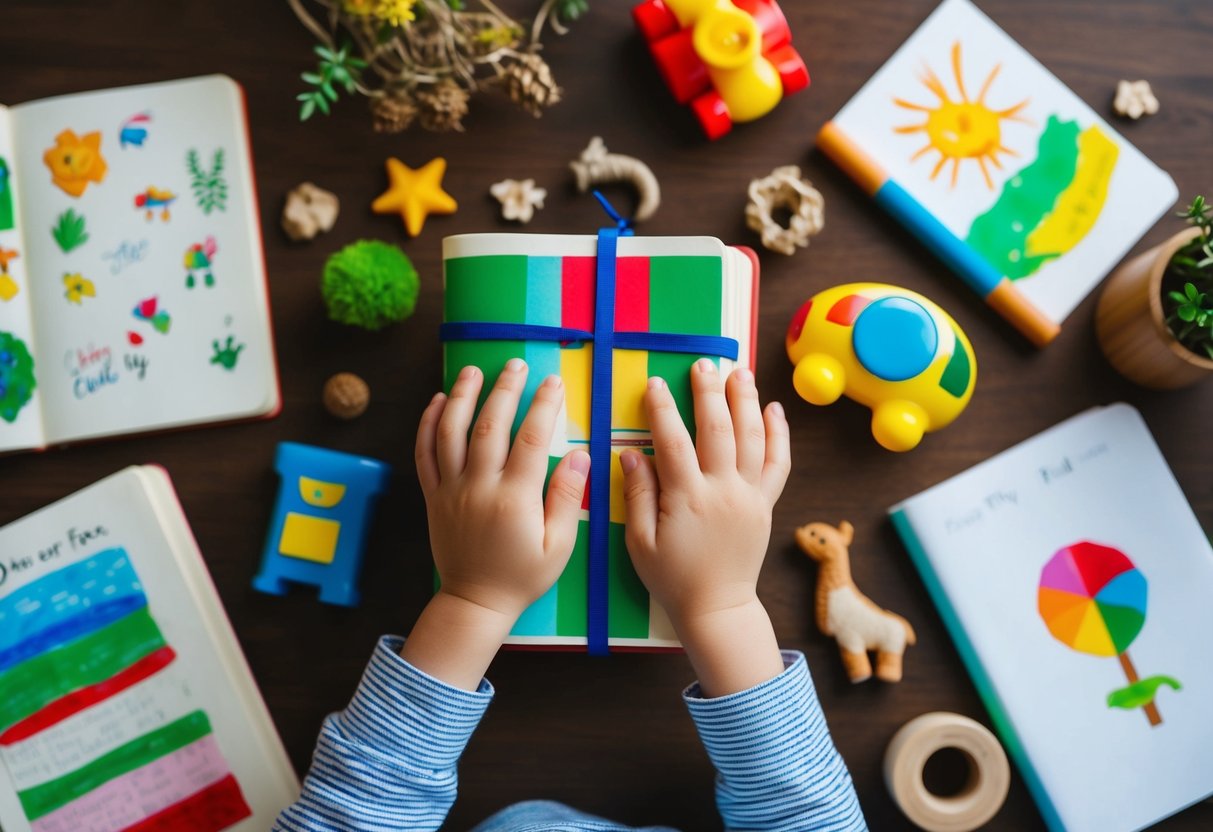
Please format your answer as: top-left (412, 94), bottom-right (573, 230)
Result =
top-left (274, 637), bottom-right (867, 831)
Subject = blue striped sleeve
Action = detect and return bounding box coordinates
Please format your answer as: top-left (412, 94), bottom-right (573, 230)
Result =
top-left (274, 635), bottom-right (493, 832)
top-left (684, 651), bottom-right (867, 832)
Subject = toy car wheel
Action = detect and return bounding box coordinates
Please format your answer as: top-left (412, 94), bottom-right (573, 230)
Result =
top-left (793, 353), bottom-right (846, 406)
top-left (768, 44), bottom-right (810, 95)
top-left (632, 0), bottom-right (680, 41)
top-left (871, 400), bottom-right (928, 452)
top-left (692, 91), bottom-right (733, 140)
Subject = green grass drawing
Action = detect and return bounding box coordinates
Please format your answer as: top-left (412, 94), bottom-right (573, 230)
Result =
top-left (187, 148), bottom-right (227, 214)
top-left (51, 209), bottom-right (89, 253)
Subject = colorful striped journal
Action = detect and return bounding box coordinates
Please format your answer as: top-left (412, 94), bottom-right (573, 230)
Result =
top-left (0, 467), bottom-right (297, 832)
top-left (442, 232), bottom-right (759, 653)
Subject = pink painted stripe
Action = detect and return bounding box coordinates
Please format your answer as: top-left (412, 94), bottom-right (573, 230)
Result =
top-left (614, 257), bottom-right (649, 332)
top-left (30, 735), bottom-right (230, 832)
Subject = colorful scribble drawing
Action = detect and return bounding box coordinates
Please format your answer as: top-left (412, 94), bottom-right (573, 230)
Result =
top-left (187, 148), bottom-right (228, 215)
top-left (0, 157), bottom-right (14, 231)
top-left (210, 336), bottom-right (244, 371)
top-left (51, 208), bottom-right (90, 253)
top-left (893, 42), bottom-right (1029, 190)
top-left (42, 129), bottom-right (108, 197)
top-left (0, 548), bottom-right (253, 829)
top-left (118, 112), bottom-right (151, 148)
top-left (63, 273), bottom-right (96, 305)
top-left (1038, 541), bottom-right (1179, 727)
top-left (0, 330), bottom-right (35, 423)
top-left (132, 296), bottom-right (172, 335)
top-left (134, 187), bottom-right (177, 222)
top-left (966, 116), bottom-right (1118, 279)
top-left (185, 236), bottom-right (218, 289)
top-left (0, 248), bottom-right (19, 302)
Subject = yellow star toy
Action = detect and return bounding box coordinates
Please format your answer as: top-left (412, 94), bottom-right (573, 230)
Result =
top-left (371, 157), bottom-right (458, 237)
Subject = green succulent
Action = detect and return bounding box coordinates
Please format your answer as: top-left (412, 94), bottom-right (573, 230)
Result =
top-left (1162, 197), bottom-right (1213, 360)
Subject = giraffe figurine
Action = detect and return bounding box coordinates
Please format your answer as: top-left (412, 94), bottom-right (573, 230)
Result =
top-left (795, 520), bottom-right (916, 683)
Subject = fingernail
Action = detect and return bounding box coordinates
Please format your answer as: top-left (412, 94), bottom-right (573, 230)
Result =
top-left (506, 358), bottom-right (525, 372)
top-left (734, 367), bottom-right (754, 385)
top-left (542, 374), bottom-right (562, 388)
top-left (569, 452), bottom-right (591, 477)
top-left (648, 377), bottom-right (666, 390)
top-left (771, 401), bottom-right (785, 418)
top-left (431, 391), bottom-right (445, 404)
top-left (697, 358), bottom-right (716, 374)
top-left (458, 365), bottom-right (478, 380)
top-left (619, 451), bottom-right (638, 474)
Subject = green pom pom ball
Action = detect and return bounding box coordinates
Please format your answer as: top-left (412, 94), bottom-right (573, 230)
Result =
top-left (322, 239), bottom-right (419, 330)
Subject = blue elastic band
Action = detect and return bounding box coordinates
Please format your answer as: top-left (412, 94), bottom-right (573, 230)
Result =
top-left (586, 227), bottom-right (619, 656)
top-left (440, 323), bottom-right (739, 361)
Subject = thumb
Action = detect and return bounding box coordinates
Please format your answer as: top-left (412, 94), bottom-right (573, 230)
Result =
top-left (620, 450), bottom-right (658, 558)
top-left (543, 450), bottom-right (590, 560)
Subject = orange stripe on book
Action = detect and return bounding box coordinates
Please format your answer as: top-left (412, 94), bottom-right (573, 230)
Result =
top-left (117, 774), bottom-right (251, 832)
top-left (0, 647), bottom-right (176, 746)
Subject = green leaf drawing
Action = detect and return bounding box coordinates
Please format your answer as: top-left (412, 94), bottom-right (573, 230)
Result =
top-left (186, 148), bottom-right (227, 215)
top-left (51, 209), bottom-right (89, 253)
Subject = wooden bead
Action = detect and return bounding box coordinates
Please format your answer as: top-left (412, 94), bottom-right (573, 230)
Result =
top-left (323, 372), bottom-right (370, 420)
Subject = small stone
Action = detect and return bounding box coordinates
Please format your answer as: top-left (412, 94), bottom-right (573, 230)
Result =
top-left (282, 182), bottom-right (340, 242)
top-left (323, 372), bottom-right (370, 420)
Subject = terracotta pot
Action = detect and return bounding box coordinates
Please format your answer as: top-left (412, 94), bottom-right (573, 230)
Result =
top-left (1096, 227), bottom-right (1213, 389)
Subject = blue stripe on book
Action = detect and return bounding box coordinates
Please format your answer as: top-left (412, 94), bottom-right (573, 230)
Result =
top-left (0, 594), bottom-right (147, 673)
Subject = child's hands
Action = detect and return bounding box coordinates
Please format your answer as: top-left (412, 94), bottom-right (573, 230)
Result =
top-left (621, 360), bottom-right (790, 696)
top-left (416, 360), bottom-right (590, 621)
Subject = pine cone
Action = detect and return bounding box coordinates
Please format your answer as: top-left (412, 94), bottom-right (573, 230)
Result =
top-left (415, 80), bottom-right (470, 132)
top-left (370, 92), bottom-right (418, 134)
top-left (502, 52), bottom-right (562, 117)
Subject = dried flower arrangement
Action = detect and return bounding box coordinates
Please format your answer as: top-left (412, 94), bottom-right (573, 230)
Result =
top-left (289, 0), bottom-right (589, 133)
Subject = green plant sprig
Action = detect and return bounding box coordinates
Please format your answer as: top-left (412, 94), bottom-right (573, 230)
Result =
top-left (298, 42), bottom-right (368, 121)
top-left (1163, 196), bottom-right (1213, 360)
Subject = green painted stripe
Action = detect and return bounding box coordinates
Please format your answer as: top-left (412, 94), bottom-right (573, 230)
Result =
top-left (647, 352), bottom-right (707, 438)
top-left (0, 608), bottom-right (165, 729)
top-left (608, 522), bottom-right (649, 638)
top-left (648, 256), bottom-right (723, 336)
top-left (557, 521), bottom-right (590, 637)
top-left (444, 255), bottom-right (529, 323)
top-left (18, 710), bottom-right (212, 819)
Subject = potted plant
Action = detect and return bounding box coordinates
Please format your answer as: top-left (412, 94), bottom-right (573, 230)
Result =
top-left (1096, 197), bottom-right (1213, 389)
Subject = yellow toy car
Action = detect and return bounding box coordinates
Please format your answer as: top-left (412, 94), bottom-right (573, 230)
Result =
top-left (786, 283), bottom-right (976, 451)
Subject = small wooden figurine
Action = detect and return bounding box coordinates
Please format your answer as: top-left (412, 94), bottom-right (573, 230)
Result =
top-left (795, 520), bottom-right (916, 683)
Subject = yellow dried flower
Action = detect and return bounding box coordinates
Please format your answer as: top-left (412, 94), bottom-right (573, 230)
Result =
top-left (373, 0), bottom-right (415, 26)
top-left (342, 0), bottom-right (375, 16)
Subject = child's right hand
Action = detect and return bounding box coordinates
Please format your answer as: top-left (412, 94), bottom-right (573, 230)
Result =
top-left (621, 360), bottom-right (790, 696)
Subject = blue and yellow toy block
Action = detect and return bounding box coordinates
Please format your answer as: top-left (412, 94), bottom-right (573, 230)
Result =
top-left (253, 442), bottom-right (392, 607)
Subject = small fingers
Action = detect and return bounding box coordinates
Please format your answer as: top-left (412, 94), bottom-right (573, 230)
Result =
top-left (645, 377), bottom-right (699, 489)
top-left (543, 450), bottom-right (591, 561)
top-left (467, 358), bottom-right (529, 474)
top-left (726, 367), bottom-right (765, 481)
top-left (691, 359), bottom-right (736, 476)
top-left (414, 391), bottom-right (447, 496)
top-left (436, 365), bottom-right (484, 479)
top-left (759, 402), bottom-right (792, 506)
top-left (620, 450), bottom-right (658, 559)
top-left (506, 374), bottom-right (564, 484)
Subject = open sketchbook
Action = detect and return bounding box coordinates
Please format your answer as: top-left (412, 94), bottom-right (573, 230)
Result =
top-left (817, 0), bottom-right (1177, 346)
top-left (0, 75), bottom-right (278, 453)
top-left (0, 466), bottom-right (298, 831)
top-left (443, 233), bottom-right (758, 649)
top-left (890, 404), bottom-right (1213, 831)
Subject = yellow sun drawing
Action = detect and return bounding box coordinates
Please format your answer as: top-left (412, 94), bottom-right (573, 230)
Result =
top-left (894, 41), bottom-right (1030, 189)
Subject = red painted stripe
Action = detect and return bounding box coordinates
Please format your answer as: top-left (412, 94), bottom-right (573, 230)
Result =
top-left (561, 256), bottom-right (596, 331)
top-left (0, 647), bottom-right (176, 746)
top-left (613, 257), bottom-right (650, 332)
top-left (118, 774), bottom-right (251, 832)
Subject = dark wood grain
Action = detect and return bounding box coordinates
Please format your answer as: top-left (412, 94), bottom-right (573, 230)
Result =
top-left (2, 1), bottom-right (1211, 828)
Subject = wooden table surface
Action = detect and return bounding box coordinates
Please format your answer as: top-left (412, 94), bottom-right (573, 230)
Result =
top-left (4, 0), bottom-right (1212, 828)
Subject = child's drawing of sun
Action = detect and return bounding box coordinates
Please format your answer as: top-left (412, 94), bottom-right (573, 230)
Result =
top-left (894, 41), bottom-right (1030, 189)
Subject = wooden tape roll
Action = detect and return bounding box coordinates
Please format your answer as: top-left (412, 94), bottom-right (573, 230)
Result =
top-left (884, 712), bottom-right (1010, 832)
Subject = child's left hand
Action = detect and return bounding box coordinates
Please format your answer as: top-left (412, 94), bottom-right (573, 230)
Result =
top-left (417, 360), bottom-right (590, 621)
